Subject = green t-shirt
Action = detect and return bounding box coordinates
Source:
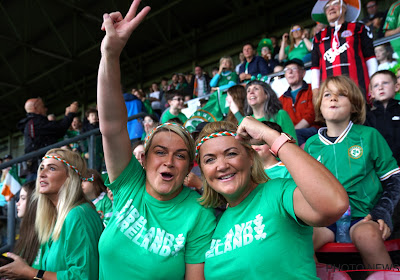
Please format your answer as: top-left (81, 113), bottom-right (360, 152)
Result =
top-left (99, 157), bottom-right (216, 280)
top-left (93, 192), bottom-right (113, 227)
top-left (32, 203), bottom-right (103, 280)
top-left (384, 1), bottom-right (400, 56)
top-left (304, 122), bottom-right (400, 219)
top-left (284, 40), bottom-right (310, 61)
top-left (204, 179), bottom-right (317, 280)
top-left (265, 162), bottom-right (292, 179)
top-left (161, 109), bottom-right (187, 124)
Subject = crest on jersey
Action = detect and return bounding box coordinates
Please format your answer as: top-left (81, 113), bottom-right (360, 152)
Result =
top-left (348, 145), bottom-right (363, 159)
top-left (341, 30), bottom-right (353, 38)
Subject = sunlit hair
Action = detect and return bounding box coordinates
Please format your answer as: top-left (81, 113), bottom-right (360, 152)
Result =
top-left (244, 80), bottom-right (282, 121)
top-left (226, 85), bottom-right (246, 125)
top-left (196, 121), bottom-right (268, 208)
top-left (219, 56), bottom-right (234, 71)
top-left (289, 24), bottom-right (303, 52)
top-left (144, 124), bottom-right (195, 164)
top-left (83, 168), bottom-right (107, 198)
top-left (14, 181), bottom-right (39, 265)
top-left (315, 76), bottom-right (366, 124)
top-left (34, 148), bottom-right (89, 244)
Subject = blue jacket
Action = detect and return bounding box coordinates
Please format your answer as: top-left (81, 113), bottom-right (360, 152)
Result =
top-left (238, 56), bottom-right (272, 76)
top-left (124, 93), bottom-right (145, 140)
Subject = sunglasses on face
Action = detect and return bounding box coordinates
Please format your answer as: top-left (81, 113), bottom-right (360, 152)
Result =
top-left (291, 27), bottom-right (301, 33)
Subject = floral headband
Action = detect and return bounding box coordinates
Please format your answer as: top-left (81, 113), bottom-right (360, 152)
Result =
top-left (144, 122), bottom-right (193, 149)
top-left (195, 131), bottom-right (237, 158)
top-left (42, 155), bottom-right (94, 182)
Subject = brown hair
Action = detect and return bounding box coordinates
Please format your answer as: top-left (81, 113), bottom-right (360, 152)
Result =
top-left (225, 85), bottom-right (246, 125)
top-left (314, 76), bottom-right (366, 124)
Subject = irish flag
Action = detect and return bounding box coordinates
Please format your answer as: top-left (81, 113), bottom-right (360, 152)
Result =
top-left (311, 0), bottom-right (360, 25)
top-left (2, 166), bottom-right (22, 201)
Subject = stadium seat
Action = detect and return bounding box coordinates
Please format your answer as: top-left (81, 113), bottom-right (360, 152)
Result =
top-left (317, 239), bottom-right (400, 253)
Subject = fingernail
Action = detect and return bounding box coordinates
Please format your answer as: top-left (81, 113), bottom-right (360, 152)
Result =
top-left (103, 13), bottom-right (110, 19)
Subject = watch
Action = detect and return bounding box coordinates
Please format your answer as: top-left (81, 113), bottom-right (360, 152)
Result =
top-left (269, 133), bottom-right (296, 157)
top-left (33, 270), bottom-right (45, 280)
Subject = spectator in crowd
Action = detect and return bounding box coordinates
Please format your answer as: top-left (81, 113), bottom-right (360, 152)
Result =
top-left (13, 181), bottom-right (39, 266)
top-left (238, 43), bottom-right (272, 83)
top-left (123, 90), bottom-right (145, 142)
top-left (235, 52), bottom-right (245, 74)
top-left (279, 24), bottom-right (312, 63)
top-left (270, 64), bottom-right (285, 84)
top-left (269, 36), bottom-right (280, 59)
top-left (148, 82), bottom-right (162, 116)
top-left (311, 0), bottom-right (378, 102)
top-left (279, 59), bottom-right (318, 146)
top-left (131, 140), bottom-right (145, 165)
top-left (384, 0), bottom-right (400, 57)
top-left (210, 56), bottom-right (238, 93)
top-left (257, 38), bottom-right (279, 70)
top-left (225, 85), bottom-right (246, 126)
top-left (211, 67), bottom-right (219, 77)
top-left (252, 121), bottom-right (292, 179)
top-left (196, 118), bottom-right (347, 279)
top-left (0, 148), bottom-right (103, 279)
top-left (375, 43), bottom-right (397, 71)
top-left (311, 22), bottom-right (327, 38)
top-left (97, 2), bottom-right (217, 278)
top-left (160, 90), bottom-right (187, 124)
top-left (160, 77), bottom-right (169, 92)
top-left (185, 72), bottom-right (194, 85)
top-left (167, 73), bottom-right (179, 90)
top-left (361, 0), bottom-right (385, 39)
top-left (82, 169), bottom-right (113, 227)
top-left (233, 80), bottom-right (298, 142)
top-left (365, 70), bottom-right (400, 165)
top-left (82, 108), bottom-right (103, 172)
top-left (305, 76), bottom-right (400, 271)
top-left (189, 65), bottom-right (211, 98)
top-left (64, 116), bottom-right (83, 153)
top-left (132, 88), bottom-right (154, 115)
top-left (140, 114), bottom-right (159, 140)
top-left (17, 98), bottom-right (78, 180)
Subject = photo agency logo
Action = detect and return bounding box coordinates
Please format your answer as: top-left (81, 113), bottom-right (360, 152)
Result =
top-left (326, 263), bottom-right (400, 273)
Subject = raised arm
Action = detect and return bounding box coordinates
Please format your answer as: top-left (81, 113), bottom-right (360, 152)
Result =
top-left (97, 0), bottom-right (150, 182)
top-left (236, 117), bottom-right (348, 227)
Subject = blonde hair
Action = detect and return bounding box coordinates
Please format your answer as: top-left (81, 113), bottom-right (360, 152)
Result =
top-left (196, 121), bottom-right (268, 208)
top-left (144, 124), bottom-right (195, 163)
top-left (219, 56), bottom-right (234, 71)
top-left (289, 24), bottom-right (303, 52)
top-left (35, 148), bottom-right (89, 243)
top-left (315, 76), bottom-right (366, 124)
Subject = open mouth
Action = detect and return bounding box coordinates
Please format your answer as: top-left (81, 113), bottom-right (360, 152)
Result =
top-left (161, 172), bottom-right (174, 180)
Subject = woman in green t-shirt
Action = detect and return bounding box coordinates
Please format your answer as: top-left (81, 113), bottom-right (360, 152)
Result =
top-left (96, 2), bottom-right (216, 279)
top-left (195, 118), bottom-right (349, 279)
top-left (0, 148), bottom-right (104, 280)
top-left (279, 24), bottom-right (312, 62)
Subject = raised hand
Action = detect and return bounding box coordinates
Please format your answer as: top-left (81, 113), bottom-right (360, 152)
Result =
top-left (100, 0), bottom-right (151, 59)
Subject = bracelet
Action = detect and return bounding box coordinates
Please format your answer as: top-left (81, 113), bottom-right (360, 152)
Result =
top-left (269, 133), bottom-right (296, 157)
top-left (33, 270), bottom-right (45, 280)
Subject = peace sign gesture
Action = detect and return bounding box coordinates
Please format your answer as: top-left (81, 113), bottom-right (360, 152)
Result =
top-left (100, 0), bottom-right (151, 59)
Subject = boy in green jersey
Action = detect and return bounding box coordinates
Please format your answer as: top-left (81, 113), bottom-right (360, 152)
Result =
top-left (160, 90), bottom-right (187, 124)
top-left (305, 76), bottom-right (400, 270)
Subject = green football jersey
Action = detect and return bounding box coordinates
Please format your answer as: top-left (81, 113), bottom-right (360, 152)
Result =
top-left (304, 122), bottom-right (400, 219)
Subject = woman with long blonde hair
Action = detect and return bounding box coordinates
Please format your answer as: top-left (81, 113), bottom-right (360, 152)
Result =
top-left (279, 24), bottom-right (312, 62)
top-left (0, 148), bottom-right (103, 280)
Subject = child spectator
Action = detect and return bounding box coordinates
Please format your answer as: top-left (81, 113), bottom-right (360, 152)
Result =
top-left (160, 90), bottom-right (187, 124)
top-left (140, 114), bottom-right (159, 140)
top-left (132, 88), bottom-right (154, 115)
top-left (305, 75), bottom-right (400, 270)
top-left (209, 56), bottom-right (238, 93)
top-left (64, 116), bottom-right (82, 152)
top-left (375, 43), bottom-right (397, 71)
top-left (252, 121), bottom-right (292, 179)
top-left (82, 108), bottom-right (103, 172)
top-left (365, 70), bottom-right (400, 165)
top-left (82, 169), bottom-right (113, 227)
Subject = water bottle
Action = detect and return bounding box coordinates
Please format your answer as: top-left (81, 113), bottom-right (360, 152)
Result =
top-left (336, 205), bottom-right (351, 243)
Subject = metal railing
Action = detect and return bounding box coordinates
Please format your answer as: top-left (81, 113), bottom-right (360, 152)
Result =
top-left (0, 112), bottom-right (146, 253)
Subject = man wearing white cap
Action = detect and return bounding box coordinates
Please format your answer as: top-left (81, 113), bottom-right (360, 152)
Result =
top-left (311, 0), bottom-right (378, 103)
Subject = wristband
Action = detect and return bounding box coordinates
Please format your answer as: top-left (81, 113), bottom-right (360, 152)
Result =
top-left (33, 270), bottom-right (45, 280)
top-left (269, 133), bottom-right (296, 157)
